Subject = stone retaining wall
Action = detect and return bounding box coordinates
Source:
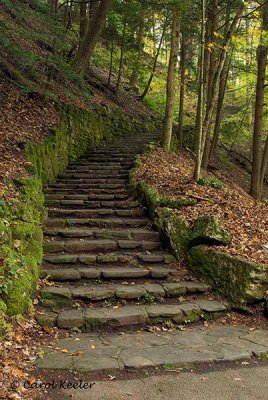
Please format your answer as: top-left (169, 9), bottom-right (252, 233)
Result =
top-left (130, 159), bottom-right (268, 307)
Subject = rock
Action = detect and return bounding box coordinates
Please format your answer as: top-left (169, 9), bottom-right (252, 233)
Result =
top-left (146, 305), bottom-right (183, 318)
top-left (155, 208), bottom-right (191, 260)
top-left (78, 268), bottom-right (101, 279)
top-left (189, 245), bottom-right (268, 304)
top-left (101, 267), bottom-right (149, 279)
top-left (40, 287), bottom-right (72, 300)
top-left (36, 313), bottom-right (57, 327)
top-left (163, 283), bottom-right (187, 296)
top-left (160, 196), bottom-right (198, 208)
top-left (115, 285), bottom-right (146, 299)
top-left (143, 284), bottom-right (165, 297)
top-left (41, 269), bottom-right (81, 281)
top-left (191, 215), bottom-right (231, 246)
top-left (104, 306), bottom-right (148, 326)
top-left (71, 286), bottom-right (115, 300)
top-left (195, 299), bottom-right (227, 313)
top-left (57, 310), bottom-right (84, 329)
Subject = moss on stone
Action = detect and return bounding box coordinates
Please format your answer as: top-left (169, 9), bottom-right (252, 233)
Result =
top-left (155, 207), bottom-right (191, 260)
top-left (136, 181), bottom-right (160, 219)
top-left (160, 197), bottom-right (198, 208)
top-left (4, 271), bottom-right (33, 315)
top-left (190, 215), bottom-right (231, 246)
top-left (188, 245), bottom-right (268, 304)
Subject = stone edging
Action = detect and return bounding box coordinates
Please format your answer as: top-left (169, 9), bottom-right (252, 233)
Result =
top-left (129, 157), bottom-right (268, 307)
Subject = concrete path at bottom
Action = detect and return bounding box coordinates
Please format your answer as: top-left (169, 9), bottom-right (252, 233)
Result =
top-left (36, 325), bottom-right (268, 372)
top-left (51, 364), bottom-right (268, 400)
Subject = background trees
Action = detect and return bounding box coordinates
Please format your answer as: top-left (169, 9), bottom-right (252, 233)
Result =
top-left (22, 0), bottom-right (268, 200)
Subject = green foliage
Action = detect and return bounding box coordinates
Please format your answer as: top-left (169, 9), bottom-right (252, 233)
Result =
top-left (143, 293), bottom-right (156, 304)
top-left (197, 176), bottom-right (224, 190)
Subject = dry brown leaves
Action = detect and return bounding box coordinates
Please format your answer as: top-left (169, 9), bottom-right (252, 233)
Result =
top-left (0, 316), bottom-right (54, 400)
top-left (136, 148), bottom-right (268, 266)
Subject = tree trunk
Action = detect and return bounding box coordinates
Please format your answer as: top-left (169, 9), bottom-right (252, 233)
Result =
top-left (250, 1), bottom-right (268, 199)
top-left (140, 17), bottom-right (167, 100)
top-left (162, 11), bottom-right (180, 151)
top-left (107, 40), bottom-right (114, 87)
top-left (177, 31), bottom-right (190, 148)
top-left (129, 5), bottom-right (145, 86)
top-left (80, 0), bottom-right (88, 43)
top-left (72, 0), bottom-right (112, 75)
top-left (48, 0), bottom-right (57, 18)
top-left (201, 5), bottom-right (244, 171)
top-left (194, 0), bottom-right (206, 181)
top-left (209, 55), bottom-right (231, 159)
top-left (260, 134), bottom-right (268, 195)
top-left (116, 14), bottom-right (127, 92)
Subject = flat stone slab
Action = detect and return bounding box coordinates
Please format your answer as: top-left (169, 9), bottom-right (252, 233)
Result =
top-left (36, 325), bottom-right (268, 371)
top-left (195, 299), bottom-right (227, 312)
top-left (101, 267), bottom-right (150, 279)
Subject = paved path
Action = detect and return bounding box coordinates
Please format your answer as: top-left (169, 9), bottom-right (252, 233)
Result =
top-left (37, 325), bottom-right (268, 371)
top-left (51, 364), bottom-right (268, 400)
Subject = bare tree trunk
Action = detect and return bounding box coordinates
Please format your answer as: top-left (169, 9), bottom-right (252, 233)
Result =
top-left (260, 134), bottom-right (268, 195)
top-left (201, 6), bottom-right (244, 171)
top-left (209, 55), bottom-right (231, 159)
top-left (250, 1), bottom-right (268, 199)
top-left (130, 5), bottom-right (145, 86)
top-left (140, 17), bottom-right (167, 100)
top-left (80, 0), bottom-right (88, 43)
top-left (194, 0), bottom-right (206, 180)
top-left (177, 30), bottom-right (190, 148)
top-left (116, 14), bottom-right (127, 92)
top-left (162, 11), bottom-right (180, 151)
top-left (72, 0), bottom-right (112, 75)
top-left (48, 0), bottom-right (57, 18)
top-left (107, 40), bottom-right (114, 87)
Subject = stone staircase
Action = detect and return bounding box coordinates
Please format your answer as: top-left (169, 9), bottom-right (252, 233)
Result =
top-left (37, 132), bottom-right (228, 331)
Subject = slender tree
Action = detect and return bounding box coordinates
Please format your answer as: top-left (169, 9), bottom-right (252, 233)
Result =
top-left (162, 10), bottom-right (180, 151)
top-left (250, 0), bottom-right (268, 199)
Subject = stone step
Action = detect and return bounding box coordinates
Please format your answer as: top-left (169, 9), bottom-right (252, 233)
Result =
top-left (35, 325), bottom-right (268, 371)
top-left (44, 228), bottom-right (160, 241)
top-left (66, 167), bottom-right (129, 173)
top-left (45, 199), bottom-right (140, 209)
top-left (45, 217), bottom-right (149, 229)
top-left (40, 266), bottom-right (174, 281)
top-left (60, 172), bottom-right (129, 179)
top-left (40, 281), bottom-right (211, 305)
top-left (47, 208), bottom-right (145, 218)
top-left (68, 162), bottom-right (133, 168)
top-left (54, 178), bottom-right (128, 184)
top-left (45, 193), bottom-right (131, 201)
top-left (43, 239), bottom-right (162, 254)
top-left (48, 183), bottom-right (127, 190)
top-left (45, 188), bottom-right (129, 195)
top-left (43, 251), bottom-right (176, 266)
top-left (36, 300), bottom-right (228, 331)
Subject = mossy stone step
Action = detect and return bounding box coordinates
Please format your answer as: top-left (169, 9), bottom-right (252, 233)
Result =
top-left (37, 300), bottom-right (227, 330)
top-left (45, 193), bottom-right (131, 200)
top-left (54, 178), bottom-right (128, 184)
top-left (43, 239), bottom-right (161, 254)
top-left (45, 218), bottom-right (149, 229)
top-left (40, 266), bottom-right (172, 281)
top-left (44, 228), bottom-right (159, 241)
top-left (45, 200), bottom-right (140, 209)
top-left (49, 183), bottom-right (126, 189)
top-left (45, 188), bottom-right (129, 194)
top-left (59, 173), bottom-right (129, 180)
top-left (40, 281), bottom-right (211, 303)
top-left (43, 252), bottom-right (175, 266)
top-left (48, 208), bottom-right (145, 218)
